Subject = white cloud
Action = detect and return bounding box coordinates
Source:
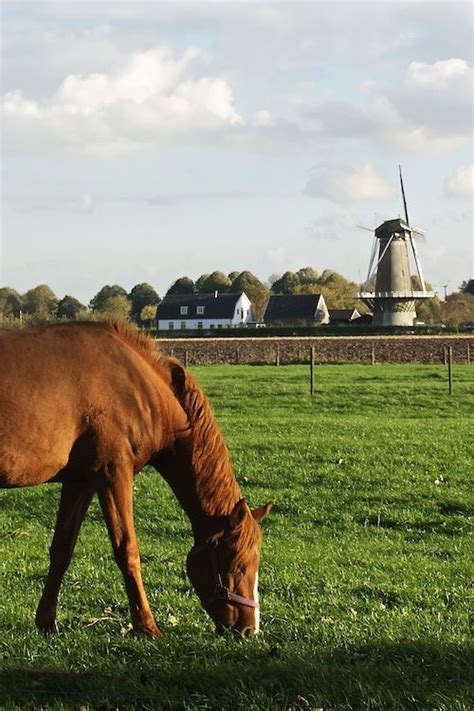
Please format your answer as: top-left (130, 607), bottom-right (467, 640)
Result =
top-left (405, 58), bottom-right (469, 89)
top-left (445, 164), bottom-right (474, 198)
top-left (365, 56), bottom-right (474, 155)
top-left (1, 47), bottom-right (243, 157)
top-left (304, 163), bottom-right (393, 203)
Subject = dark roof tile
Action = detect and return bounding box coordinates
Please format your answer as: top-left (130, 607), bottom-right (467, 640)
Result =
top-left (264, 294), bottom-right (323, 321)
top-left (157, 292), bottom-right (244, 319)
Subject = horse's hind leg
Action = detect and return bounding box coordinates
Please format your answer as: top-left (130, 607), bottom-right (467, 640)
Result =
top-left (35, 479), bottom-right (94, 633)
top-left (97, 467), bottom-right (162, 637)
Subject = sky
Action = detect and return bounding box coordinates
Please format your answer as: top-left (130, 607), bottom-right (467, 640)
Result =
top-left (1, 0), bottom-right (473, 304)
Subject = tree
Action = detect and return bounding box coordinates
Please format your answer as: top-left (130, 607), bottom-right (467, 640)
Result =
top-left (194, 274), bottom-right (210, 293)
top-left (271, 271), bottom-right (299, 294)
top-left (23, 285), bottom-right (58, 318)
top-left (0, 287), bottom-right (23, 318)
top-left (167, 277), bottom-right (195, 295)
top-left (129, 283), bottom-right (160, 323)
top-left (440, 293), bottom-right (474, 327)
top-left (296, 266), bottom-right (319, 285)
top-left (410, 276), bottom-right (440, 324)
top-left (314, 271), bottom-right (359, 308)
top-left (140, 304), bottom-right (157, 330)
top-left (57, 295), bottom-right (86, 320)
top-left (266, 273), bottom-right (281, 288)
top-left (94, 295), bottom-right (131, 321)
top-left (228, 271), bottom-right (240, 283)
top-left (230, 271), bottom-right (269, 321)
top-left (196, 271), bottom-right (231, 294)
top-left (90, 285), bottom-right (128, 312)
top-left (318, 269), bottom-right (336, 284)
top-left (460, 279), bottom-right (474, 295)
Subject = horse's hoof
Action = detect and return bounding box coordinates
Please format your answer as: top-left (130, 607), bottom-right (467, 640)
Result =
top-left (36, 618), bottom-right (59, 634)
top-left (134, 622), bottom-right (163, 638)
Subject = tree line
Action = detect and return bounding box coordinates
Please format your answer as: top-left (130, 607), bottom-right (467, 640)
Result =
top-left (0, 270), bottom-right (472, 328)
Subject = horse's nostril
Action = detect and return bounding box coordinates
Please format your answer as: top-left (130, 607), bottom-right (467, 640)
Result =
top-left (242, 627), bottom-right (253, 638)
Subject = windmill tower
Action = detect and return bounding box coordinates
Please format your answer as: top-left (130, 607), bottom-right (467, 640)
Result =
top-left (358, 167), bottom-right (434, 326)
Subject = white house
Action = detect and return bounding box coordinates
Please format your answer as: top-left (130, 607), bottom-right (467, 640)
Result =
top-left (156, 292), bottom-right (253, 331)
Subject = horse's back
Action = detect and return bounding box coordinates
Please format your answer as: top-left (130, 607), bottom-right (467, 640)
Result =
top-left (0, 322), bottom-right (179, 488)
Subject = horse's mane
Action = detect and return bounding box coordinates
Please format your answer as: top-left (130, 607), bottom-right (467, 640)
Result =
top-left (110, 322), bottom-right (260, 565)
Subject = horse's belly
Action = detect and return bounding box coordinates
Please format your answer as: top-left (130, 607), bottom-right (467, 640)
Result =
top-left (0, 441), bottom-right (71, 488)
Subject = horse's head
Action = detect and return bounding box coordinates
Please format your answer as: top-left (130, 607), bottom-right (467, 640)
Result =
top-left (186, 498), bottom-right (272, 637)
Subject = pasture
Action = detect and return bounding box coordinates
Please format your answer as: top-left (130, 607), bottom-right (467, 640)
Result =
top-left (0, 363), bottom-right (472, 710)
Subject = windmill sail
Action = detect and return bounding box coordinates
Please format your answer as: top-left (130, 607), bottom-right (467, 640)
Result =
top-left (399, 165), bottom-right (409, 225)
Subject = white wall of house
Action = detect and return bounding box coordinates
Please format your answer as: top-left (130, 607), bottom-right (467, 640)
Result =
top-left (158, 318), bottom-right (233, 331)
top-left (315, 296), bottom-right (330, 324)
top-left (232, 294), bottom-right (253, 325)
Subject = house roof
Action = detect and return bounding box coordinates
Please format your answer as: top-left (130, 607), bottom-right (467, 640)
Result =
top-left (329, 309), bottom-right (360, 322)
top-left (156, 292), bottom-right (245, 320)
top-left (264, 294), bottom-right (324, 322)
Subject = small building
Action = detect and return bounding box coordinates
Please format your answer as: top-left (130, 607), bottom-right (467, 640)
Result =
top-left (263, 294), bottom-right (329, 326)
top-left (156, 292), bottom-right (253, 331)
top-left (328, 308), bottom-right (361, 325)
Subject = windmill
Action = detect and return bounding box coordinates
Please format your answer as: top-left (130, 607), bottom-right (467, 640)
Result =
top-left (358, 167), bottom-right (434, 326)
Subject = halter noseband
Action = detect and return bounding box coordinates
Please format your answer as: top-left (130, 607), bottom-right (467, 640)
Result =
top-left (189, 540), bottom-right (259, 610)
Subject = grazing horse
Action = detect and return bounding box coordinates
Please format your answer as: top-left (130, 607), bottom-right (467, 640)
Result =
top-left (0, 322), bottom-right (271, 637)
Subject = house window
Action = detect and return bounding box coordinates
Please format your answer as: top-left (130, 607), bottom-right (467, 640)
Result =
top-left (180, 321), bottom-right (186, 330)
top-left (210, 324), bottom-right (215, 329)
top-left (180, 306), bottom-right (188, 315)
top-left (197, 321), bottom-right (203, 329)
top-left (217, 324), bottom-right (223, 329)
top-left (196, 305), bottom-right (204, 315)
top-left (168, 322), bottom-right (174, 330)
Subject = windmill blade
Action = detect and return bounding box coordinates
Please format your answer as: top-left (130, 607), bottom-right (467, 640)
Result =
top-left (366, 233), bottom-right (395, 287)
top-left (408, 233), bottom-right (427, 292)
top-left (365, 235), bottom-right (379, 285)
top-left (399, 165), bottom-right (410, 225)
top-left (356, 225), bottom-right (375, 232)
top-left (406, 224), bottom-right (427, 242)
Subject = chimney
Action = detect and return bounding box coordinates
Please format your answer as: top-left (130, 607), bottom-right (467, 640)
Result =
top-left (214, 290), bottom-right (218, 298)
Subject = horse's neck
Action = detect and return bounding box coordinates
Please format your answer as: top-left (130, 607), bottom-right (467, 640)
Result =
top-left (157, 431), bottom-right (241, 542)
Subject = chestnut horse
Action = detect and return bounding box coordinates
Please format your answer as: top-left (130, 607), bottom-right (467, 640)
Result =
top-left (0, 322), bottom-right (271, 637)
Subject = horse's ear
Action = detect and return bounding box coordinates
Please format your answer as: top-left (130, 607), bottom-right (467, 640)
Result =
top-left (251, 502), bottom-right (273, 522)
top-left (169, 360), bottom-right (187, 402)
top-left (228, 498), bottom-right (248, 528)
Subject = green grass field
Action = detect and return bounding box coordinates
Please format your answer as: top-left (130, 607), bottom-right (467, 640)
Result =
top-left (0, 364), bottom-right (472, 710)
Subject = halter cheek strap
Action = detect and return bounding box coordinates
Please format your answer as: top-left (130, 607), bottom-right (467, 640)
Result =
top-left (190, 541), bottom-right (259, 610)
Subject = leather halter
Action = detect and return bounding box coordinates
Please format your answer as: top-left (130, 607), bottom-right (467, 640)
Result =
top-left (189, 540), bottom-right (259, 610)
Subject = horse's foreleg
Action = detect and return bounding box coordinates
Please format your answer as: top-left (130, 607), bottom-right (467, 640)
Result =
top-left (97, 470), bottom-right (162, 638)
top-left (35, 479), bottom-right (94, 633)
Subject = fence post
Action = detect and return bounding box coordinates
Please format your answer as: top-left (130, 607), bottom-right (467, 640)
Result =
top-left (185, 350), bottom-right (189, 369)
top-left (236, 347), bottom-right (240, 364)
top-left (371, 342), bottom-right (375, 365)
top-left (443, 347), bottom-right (447, 365)
top-left (276, 344), bottom-right (280, 367)
top-left (448, 346), bottom-right (453, 395)
top-left (310, 346), bottom-right (315, 395)
top-left (467, 343), bottom-right (470, 365)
